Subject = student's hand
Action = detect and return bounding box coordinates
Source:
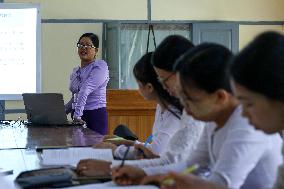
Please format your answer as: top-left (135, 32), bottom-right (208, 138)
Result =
top-left (76, 159), bottom-right (111, 177)
top-left (140, 174), bottom-right (167, 187)
top-left (160, 172), bottom-right (226, 189)
top-left (134, 143), bottom-right (160, 159)
top-left (93, 142), bottom-right (117, 154)
top-left (111, 165), bottom-right (146, 186)
top-left (108, 139), bottom-right (135, 146)
top-left (102, 135), bottom-right (134, 146)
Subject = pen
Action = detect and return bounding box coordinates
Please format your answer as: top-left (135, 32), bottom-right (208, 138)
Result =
top-left (120, 146), bottom-right (130, 168)
top-left (136, 134), bottom-right (153, 158)
top-left (114, 146), bottom-right (130, 183)
top-left (144, 134), bottom-right (153, 147)
top-left (162, 164), bottom-right (199, 186)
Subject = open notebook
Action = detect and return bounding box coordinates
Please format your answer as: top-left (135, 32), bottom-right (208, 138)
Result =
top-left (61, 181), bottom-right (158, 189)
top-left (41, 147), bottom-right (113, 167)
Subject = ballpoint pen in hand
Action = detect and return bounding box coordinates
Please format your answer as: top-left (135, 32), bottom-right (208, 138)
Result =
top-left (162, 164), bottom-right (200, 186)
top-left (120, 146), bottom-right (130, 168)
top-left (114, 146), bottom-right (131, 183)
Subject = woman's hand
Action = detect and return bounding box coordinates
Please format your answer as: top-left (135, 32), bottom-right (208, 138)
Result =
top-left (102, 135), bottom-right (135, 146)
top-left (76, 159), bottom-right (111, 177)
top-left (140, 174), bottom-right (167, 187)
top-left (134, 143), bottom-right (160, 159)
top-left (73, 117), bottom-right (86, 125)
top-left (160, 172), bottom-right (226, 189)
top-left (93, 142), bottom-right (117, 154)
top-left (108, 139), bottom-right (135, 146)
top-left (111, 165), bottom-right (146, 186)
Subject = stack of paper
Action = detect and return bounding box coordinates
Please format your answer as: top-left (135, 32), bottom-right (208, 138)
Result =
top-left (62, 181), bottom-right (158, 189)
top-left (41, 147), bottom-right (113, 166)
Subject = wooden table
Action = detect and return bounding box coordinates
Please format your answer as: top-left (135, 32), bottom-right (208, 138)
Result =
top-left (0, 122), bottom-right (103, 181)
top-left (0, 122), bottom-right (103, 149)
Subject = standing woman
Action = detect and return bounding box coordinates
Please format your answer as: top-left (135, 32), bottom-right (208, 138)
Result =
top-left (65, 33), bottom-right (109, 134)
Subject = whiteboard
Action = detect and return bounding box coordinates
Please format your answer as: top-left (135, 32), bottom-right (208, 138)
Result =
top-left (0, 4), bottom-right (41, 100)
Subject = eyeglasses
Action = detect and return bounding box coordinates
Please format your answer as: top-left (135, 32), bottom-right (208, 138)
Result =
top-left (76, 43), bottom-right (96, 49)
top-left (157, 73), bottom-right (175, 87)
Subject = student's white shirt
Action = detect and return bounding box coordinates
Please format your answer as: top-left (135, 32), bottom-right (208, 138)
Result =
top-left (112, 110), bottom-right (205, 168)
top-left (114, 105), bottom-right (181, 159)
top-left (144, 106), bottom-right (282, 189)
top-left (273, 141), bottom-right (284, 189)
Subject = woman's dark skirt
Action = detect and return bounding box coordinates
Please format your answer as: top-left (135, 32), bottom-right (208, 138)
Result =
top-left (73, 107), bottom-right (108, 135)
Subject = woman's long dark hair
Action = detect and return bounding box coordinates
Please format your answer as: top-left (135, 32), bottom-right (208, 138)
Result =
top-left (133, 52), bottom-right (182, 119)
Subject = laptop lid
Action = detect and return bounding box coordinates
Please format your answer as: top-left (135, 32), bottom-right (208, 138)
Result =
top-left (22, 93), bottom-right (68, 125)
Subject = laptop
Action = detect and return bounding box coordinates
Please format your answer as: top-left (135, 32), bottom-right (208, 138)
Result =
top-left (22, 93), bottom-right (82, 126)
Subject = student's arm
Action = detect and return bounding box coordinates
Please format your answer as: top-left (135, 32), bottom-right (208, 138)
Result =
top-left (111, 155), bottom-right (172, 169)
top-left (114, 145), bottom-right (137, 159)
top-left (155, 172), bottom-right (227, 189)
top-left (146, 113), bottom-right (180, 155)
top-left (111, 115), bottom-right (205, 170)
top-left (74, 61), bottom-right (108, 118)
top-left (142, 128), bottom-right (210, 176)
top-left (206, 126), bottom-right (272, 189)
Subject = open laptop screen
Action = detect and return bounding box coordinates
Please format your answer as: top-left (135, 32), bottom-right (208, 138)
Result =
top-left (22, 93), bottom-right (68, 125)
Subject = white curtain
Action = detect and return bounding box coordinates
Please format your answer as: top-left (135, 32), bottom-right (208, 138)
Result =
top-left (107, 24), bottom-right (191, 89)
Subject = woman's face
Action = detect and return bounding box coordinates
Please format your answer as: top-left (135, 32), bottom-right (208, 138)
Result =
top-left (77, 37), bottom-right (98, 63)
top-left (137, 81), bottom-right (154, 101)
top-left (176, 73), bottom-right (218, 122)
top-left (233, 81), bottom-right (284, 134)
top-left (153, 67), bottom-right (177, 97)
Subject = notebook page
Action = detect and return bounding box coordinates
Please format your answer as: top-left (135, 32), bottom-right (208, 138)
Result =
top-left (62, 181), bottom-right (158, 189)
top-left (41, 147), bottom-right (113, 166)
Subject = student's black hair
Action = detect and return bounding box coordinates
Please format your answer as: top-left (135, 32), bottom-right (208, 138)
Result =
top-left (174, 43), bottom-right (233, 93)
top-left (231, 31), bottom-right (284, 102)
top-left (134, 52), bottom-right (182, 119)
top-left (78, 33), bottom-right (99, 48)
top-left (151, 35), bottom-right (194, 71)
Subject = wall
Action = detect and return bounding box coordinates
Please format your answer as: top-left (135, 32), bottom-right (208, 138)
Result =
top-left (239, 25), bottom-right (284, 49)
top-left (4, 0), bottom-right (148, 119)
top-left (5, 0), bottom-right (147, 19)
top-left (152, 0), bottom-right (284, 21)
top-left (3, 0), bottom-right (284, 119)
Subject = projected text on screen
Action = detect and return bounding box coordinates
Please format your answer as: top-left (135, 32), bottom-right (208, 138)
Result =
top-left (0, 6), bottom-right (40, 100)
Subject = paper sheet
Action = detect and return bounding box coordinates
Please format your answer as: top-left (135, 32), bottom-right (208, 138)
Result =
top-left (62, 181), bottom-right (158, 189)
top-left (41, 147), bottom-right (113, 166)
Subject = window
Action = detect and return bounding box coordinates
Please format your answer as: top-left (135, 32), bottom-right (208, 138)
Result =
top-left (104, 23), bottom-right (191, 89)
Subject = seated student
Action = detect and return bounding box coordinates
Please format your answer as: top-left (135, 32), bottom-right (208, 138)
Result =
top-left (76, 52), bottom-right (182, 175)
top-left (111, 43), bottom-right (282, 189)
top-left (231, 31), bottom-right (284, 189)
top-left (158, 31), bottom-right (284, 189)
top-left (76, 35), bottom-right (205, 177)
top-left (110, 52), bottom-right (184, 159)
top-left (110, 35), bottom-right (205, 167)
